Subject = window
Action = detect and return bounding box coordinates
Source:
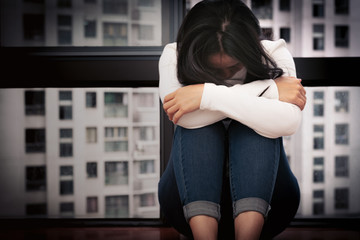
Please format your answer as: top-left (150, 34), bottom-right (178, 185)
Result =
top-left (87, 197), bottom-right (98, 213)
top-left (313, 0), bottom-right (325, 17)
top-left (60, 202), bottom-right (74, 216)
top-left (335, 124), bottom-right (349, 145)
top-left (87, 162), bottom-right (97, 178)
top-left (261, 28), bottom-right (274, 40)
top-left (313, 24), bottom-right (325, 50)
top-left (139, 160), bottom-right (155, 174)
top-left (335, 0), bottom-right (349, 15)
top-left (26, 166), bottom-right (46, 191)
top-left (335, 188), bottom-right (349, 210)
top-left (313, 190), bottom-right (325, 215)
top-left (138, 25), bottom-right (154, 40)
top-left (86, 92), bottom-right (96, 108)
top-left (313, 170), bottom-right (324, 183)
top-left (313, 125), bottom-right (324, 149)
top-left (335, 156), bottom-right (349, 177)
top-left (58, 15), bottom-right (72, 45)
top-left (86, 127), bottom-right (97, 143)
top-left (335, 91), bottom-right (349, 112)
top-left (25, 90), bottom-right (45, 115)
top-left (139, 193), bottom-right (156, 207)
top-left (251, 0), bottom-right (273, 19)
top-left (313, 156), bottom-right (325, 183)
top-left (103, 0), bottom-right (128, 15)
top-left (104, 92), bottom-right (128, 118)
top-left (279, 0), bottom-right (291, 11)
top-left (105, 161), bottom-right (128, 185)
top-left (105, 195), bottom-right (129, 218)
top-left (335, 25), bottom-right (349, 48)
top-left (25, 129), bottom-right (46, 153)
top-left (23, 14), bottom-right (45, 43)
top-left (84, 20), bottom-right (97, 38)
top-left (313, 91), bottom-right (324, 116)
top-left (60, 166), bottom-right (74, 195)
top-left (59, 91), bottom-right (73, 120)
top-left (103, 22), bottom-right (128, 46)
top-left (60, 128), bottom-right (73, 157)
top-left (104, 127), bottom-right (128, 152)
top-left (280, 27), bottom-right (291, 43)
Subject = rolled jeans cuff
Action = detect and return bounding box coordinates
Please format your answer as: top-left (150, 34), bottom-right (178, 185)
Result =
top-left (233, 197), bottom-right (271, 219)
top-left (183, 201), bottom-right (221, 223)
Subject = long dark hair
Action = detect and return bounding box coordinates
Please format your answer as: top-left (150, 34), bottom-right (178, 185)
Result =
top-left (176, 0), bottom-right (283, 85)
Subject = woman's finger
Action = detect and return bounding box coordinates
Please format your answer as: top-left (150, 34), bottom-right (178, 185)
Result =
top-left (164, 91), bottom-right (176, 103)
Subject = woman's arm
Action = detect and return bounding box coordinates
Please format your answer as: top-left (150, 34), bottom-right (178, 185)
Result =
top-left (159, 43), bottom-right (280, 129)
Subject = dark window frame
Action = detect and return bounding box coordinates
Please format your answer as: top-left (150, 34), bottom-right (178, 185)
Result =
top-left (0, 0), bottom-right (360, 230)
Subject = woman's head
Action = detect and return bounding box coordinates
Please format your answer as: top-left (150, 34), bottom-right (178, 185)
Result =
top-left (176, 0), bottom-right (283, 85)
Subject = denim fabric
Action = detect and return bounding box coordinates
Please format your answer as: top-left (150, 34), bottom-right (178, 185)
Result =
top-left (158, 120), bottom-right (300, 239)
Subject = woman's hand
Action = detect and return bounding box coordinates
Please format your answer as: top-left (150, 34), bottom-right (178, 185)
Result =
top-left (275, 76), bottom-right (307, 110)
top-left (163, 84), bottom-right (204, 124)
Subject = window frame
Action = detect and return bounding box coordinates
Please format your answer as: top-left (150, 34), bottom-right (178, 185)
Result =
top-left (0, 0), bottom-right (360, 230)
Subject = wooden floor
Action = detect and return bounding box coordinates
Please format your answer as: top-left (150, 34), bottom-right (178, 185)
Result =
top-left (1, 227), bottom-right (359, 240)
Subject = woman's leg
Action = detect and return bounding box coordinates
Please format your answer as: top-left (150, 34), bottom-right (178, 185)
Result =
top-left (228, 121), bottom-right (281, 240)
top-left (260, 138), bottom-right (300, 239)
top-left (158, 122), bottom-right (226, 239)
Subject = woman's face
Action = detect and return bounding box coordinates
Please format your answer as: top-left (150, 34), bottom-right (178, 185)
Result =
top-left (208, 52), bottom-right (244, 80)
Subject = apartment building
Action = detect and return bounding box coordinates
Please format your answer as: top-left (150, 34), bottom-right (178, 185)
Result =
top-left (0, 88), bottom-right (160, 217)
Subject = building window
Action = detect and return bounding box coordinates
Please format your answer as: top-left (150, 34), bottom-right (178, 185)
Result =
top-left (313, 190), bottom-right (325, 215)
top-left (87, 196), bottom-right (98, 213)
top-left (313, 24), bottom-right (325, 50)
top-left (60, 202), bottom-right (74, 216)
top-left (335, 124), bottom-right (349, 145)
top-left (335, 25), bottom-right (349, 48)
top-left (138, 25), bottom-right (154, 40)
top-left (26, 203), bottom-right (47, 216)
top-left (139, 160), bottom-right (155, 174)
top-left (104, 127), bottom-right (128, 152)
top-left (84, 20), bottom-right (97, 38)
top-left (314, 157), bottom-right (324, 165)
top-left (60, 166), bottom-right (74, 195)
top-left (313, 0), bottom-right (325, 17)
top-left (26, 166), bottom-right (46, 191)
top-left (251, 0), bottom-right (273, 19)
top-left (57, 0), bottom-right (72, 8)
top-left (86, 127), bottom-right (97, 143)
top-left (280, 27), bottom-right (291, 43)
top-left (103, 0), bottom-right (128, 15)
top-left (86, 92), bottom-right (97, 108)
top-left (335, 91), bottom-right (349, 112)
top-left (23, 14), bottom-right (44, 42)
top-left (25, 90), bottom-right (45, 115)
top-left (25, 129), bottom-right (46, 153)
top-left (105, 161), bottom-right (128, 185)
top-left (105, 195), bottom-right (129, 218)
top-left (313, 125), bottom-right (324, 149)
top-left (139, 193), bottom-right (156, 207)
top-left (335, 188), bottom-right (349, 210)
top-left (313, 91), bottom-right (324, 116)
top-left (335, 156), bottom-right (349, 177)
top-left (59, 90), bottom-right (73, 120)
top-left (261, 28), bottom-right (274, 40)
top-left (103, 22), bottom-right (128, 46)
top-left (335, 0), bottom-right (349, 14)
top-left (313, 170), bottom-right (324, 183)
top-left (58, 15), bottom-right (72, 45)
top-left (87, 162), bottom-right (97, 178)
top-left (279, 0), bottom-right (291, 11)
top-left (104, 92), bottom-right (128, 117)
top-left (60, 128), bottom-right (73, 157)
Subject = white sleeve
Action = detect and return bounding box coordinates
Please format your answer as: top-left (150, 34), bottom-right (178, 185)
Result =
top-left (200, 39), bottom-right (302, 138)
top-left (158, 43), bottom-right (279, 129)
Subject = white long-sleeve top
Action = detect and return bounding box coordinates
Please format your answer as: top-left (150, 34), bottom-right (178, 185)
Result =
top-left (159, 39), bottom-right (301, 139)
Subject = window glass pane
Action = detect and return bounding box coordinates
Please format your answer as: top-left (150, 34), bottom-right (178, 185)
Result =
top-left (284, 87), bottom-right (360, 217)
top-left (0, 88), bottom-right (160, 218)
top-left (1, 0), bottom-right (167, 46)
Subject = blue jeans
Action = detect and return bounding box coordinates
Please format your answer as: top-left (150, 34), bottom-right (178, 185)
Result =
top-left (158, 121), bottom-right (300, 239)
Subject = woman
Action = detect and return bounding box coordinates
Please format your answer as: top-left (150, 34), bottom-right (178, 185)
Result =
top-left (158, 1), bottom-right (306, 239)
